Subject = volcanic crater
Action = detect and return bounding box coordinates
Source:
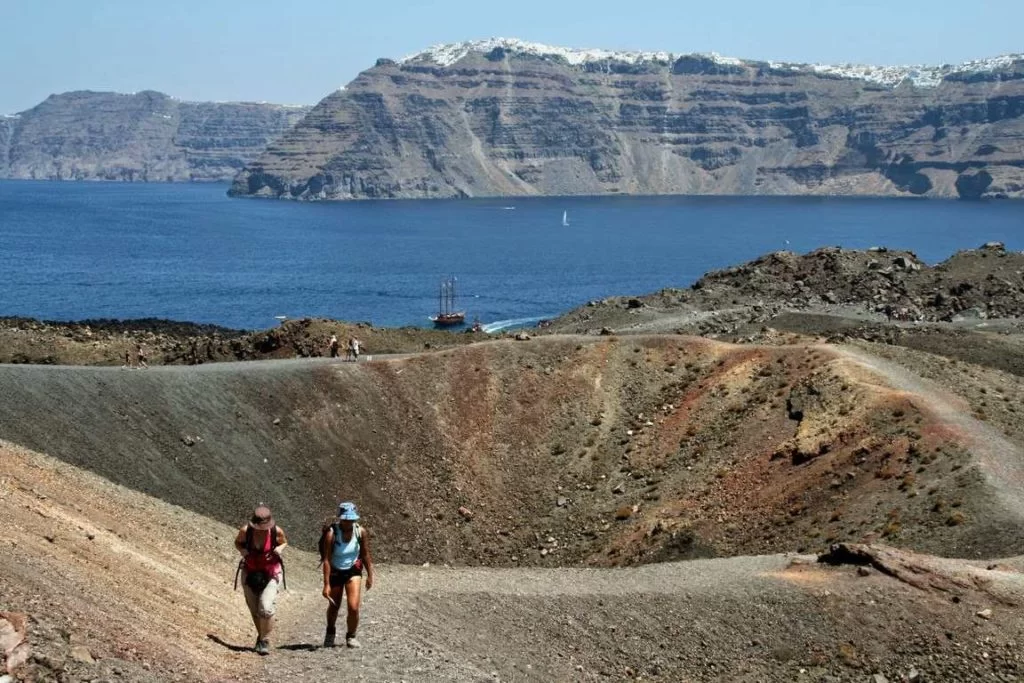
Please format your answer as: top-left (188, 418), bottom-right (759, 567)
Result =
top-left (5, 331), bottom-right (1024, 681)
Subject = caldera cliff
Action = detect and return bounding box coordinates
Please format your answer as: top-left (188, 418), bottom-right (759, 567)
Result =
top-left (231, 38), bottom-right (1024, 200)
top-left (1, 90), bottom-right (309, 182)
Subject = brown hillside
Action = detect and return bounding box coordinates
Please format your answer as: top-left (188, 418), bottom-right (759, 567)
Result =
top-left (7, 335), bottom-right (1024, 680)
top-left (1, 336), bottom-right (1020, 569)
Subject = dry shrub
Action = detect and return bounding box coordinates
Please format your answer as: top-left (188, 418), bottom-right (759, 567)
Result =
top-left (876, 462), bottom-right (899, 480)
top-left (838, 642), bottom-right (860, 668)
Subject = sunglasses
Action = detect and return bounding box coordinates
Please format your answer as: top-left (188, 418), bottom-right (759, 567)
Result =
top-left (251, 515), bottom-right (271, 524)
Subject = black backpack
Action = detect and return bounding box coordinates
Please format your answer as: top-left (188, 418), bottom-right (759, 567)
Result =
top-left (234, 525), bottom-right (287, 592)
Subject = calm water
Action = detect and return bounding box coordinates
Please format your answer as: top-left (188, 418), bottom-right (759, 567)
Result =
top-left (1, 180), bottom-right (1022, 331)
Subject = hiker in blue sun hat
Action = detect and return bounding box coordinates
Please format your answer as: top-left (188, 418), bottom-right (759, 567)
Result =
top-left (318, 501), bottom-right (375, 648)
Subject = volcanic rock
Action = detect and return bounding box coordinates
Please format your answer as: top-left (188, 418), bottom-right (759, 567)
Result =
top-left (0, 613), bottom-right (29, 675)
top-left (68, 645), bottom-right (95, 665)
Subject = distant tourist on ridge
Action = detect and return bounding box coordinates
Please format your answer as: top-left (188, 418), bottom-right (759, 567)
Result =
top-left (346, 337), bottom-right (363, 362)
top-left (136, 343), bottom-right (148, 369)
top-left (318, 501), bottom-right (374, 648)
top-left (329, 334), bottom-right (340, 358)
top-left (234, 505), bottom-right (288, 656)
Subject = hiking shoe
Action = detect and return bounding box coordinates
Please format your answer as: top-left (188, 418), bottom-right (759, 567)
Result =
top-left (255, 639), bottom-right (270, 656)
top-left (323, 628), bottom-right (336, 648)
top-left (345, 635), bottom-right (362, 649)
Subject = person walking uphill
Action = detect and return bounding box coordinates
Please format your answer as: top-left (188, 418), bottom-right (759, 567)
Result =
top-left (346, 337), bottom-right (365, 362)
top-left (234, 505), bottom-right (288, 655)
top-left (320, 502), bottom-right (374, 648)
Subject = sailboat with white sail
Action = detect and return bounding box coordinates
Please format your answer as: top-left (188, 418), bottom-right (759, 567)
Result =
top-left (562, 210), bottom-right (569, 227)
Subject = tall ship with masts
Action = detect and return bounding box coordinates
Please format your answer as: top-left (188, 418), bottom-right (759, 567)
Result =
top-left (430, 276), bottom-right (466, 327)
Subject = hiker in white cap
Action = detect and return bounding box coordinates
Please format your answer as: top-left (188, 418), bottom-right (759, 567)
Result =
top-left (319, 501), bottom-right (374, 648)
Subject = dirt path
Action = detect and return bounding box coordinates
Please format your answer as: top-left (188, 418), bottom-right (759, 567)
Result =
top-left (832, 344), bottom-right (1024, 519)
top-left (0, 353), bottom-right (410, 374)
top-left (244, 551), bottom-right (1024, 682)
top-left (259, 555), bottom-right (806, 682)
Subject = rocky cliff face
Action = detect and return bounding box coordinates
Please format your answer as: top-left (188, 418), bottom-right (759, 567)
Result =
top-left (0, 116), bottom-right (15, 176)
top-left (1, 91), bottom-right (309, 182)
top-left (231, 39), bottom-right (1024, 200)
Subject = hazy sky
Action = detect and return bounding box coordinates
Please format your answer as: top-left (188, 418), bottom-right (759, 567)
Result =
top-left (2, 0), bottom-right (1021, 113)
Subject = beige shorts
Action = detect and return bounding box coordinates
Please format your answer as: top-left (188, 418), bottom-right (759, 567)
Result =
top-left (242, 572), bottom-right (280, 619)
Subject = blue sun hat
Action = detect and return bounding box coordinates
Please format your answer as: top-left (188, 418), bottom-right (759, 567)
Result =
top-left (338, 501), bottom-right (360, 521)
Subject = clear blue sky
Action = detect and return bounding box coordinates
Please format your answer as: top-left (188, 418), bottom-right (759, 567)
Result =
top-left (3, 0), bottom-right (1021, 114)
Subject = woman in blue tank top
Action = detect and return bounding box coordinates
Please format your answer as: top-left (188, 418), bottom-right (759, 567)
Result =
top-left (321, 501), bottom-right (374, 649)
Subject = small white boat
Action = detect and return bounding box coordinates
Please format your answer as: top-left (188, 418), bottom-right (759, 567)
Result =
top-left (562, 210), bottom-right (569, 227)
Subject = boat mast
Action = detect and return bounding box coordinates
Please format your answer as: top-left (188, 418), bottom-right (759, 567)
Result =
top-left (435, 276), bottom-right (461, 319)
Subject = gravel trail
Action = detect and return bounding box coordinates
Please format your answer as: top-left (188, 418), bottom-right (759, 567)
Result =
top-left (834, 344), bottom-right (1024, 519)
top-left (260, 555), bottom-right (809, 682)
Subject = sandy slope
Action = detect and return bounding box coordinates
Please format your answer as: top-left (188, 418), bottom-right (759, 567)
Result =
top-left (0, 442), bottom-right (258, 682)
top-left (6, 441), bottom-right (1024, 681)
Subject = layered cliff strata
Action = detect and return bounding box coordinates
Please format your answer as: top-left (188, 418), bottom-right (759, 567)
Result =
top-left (231, 38), bottom-right (1024, 200)
top-left (0, 116), bottom-right (15, 176)
top-left (1, 91), bottom-right (309, 182)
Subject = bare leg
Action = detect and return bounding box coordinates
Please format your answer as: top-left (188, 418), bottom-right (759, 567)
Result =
top-left (243, 584), bottom-right (261, 639)
top-left (258, 616), bottom-right (273, 639)
top-left (345, 577), bottom-right (362, 638)
top-left (326, 586), bottom-right (344, 629)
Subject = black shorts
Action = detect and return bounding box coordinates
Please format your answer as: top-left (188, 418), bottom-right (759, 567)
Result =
top-left (329, 567), bottom-right (362, 588)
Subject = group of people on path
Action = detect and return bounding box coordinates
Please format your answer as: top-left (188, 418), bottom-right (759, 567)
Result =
top-left (328, 334), bottom-right (364, 362)
top-left (123, 343), bottom-right (148, 369)
top-left (234, 501), bottom-right (374, 655)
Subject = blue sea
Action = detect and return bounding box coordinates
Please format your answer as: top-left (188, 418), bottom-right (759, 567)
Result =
top-left (1, 180), bottom-right (1022, 331)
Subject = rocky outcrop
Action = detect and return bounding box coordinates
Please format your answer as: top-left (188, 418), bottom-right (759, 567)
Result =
top-left (684, 242), bottom-right (1024, 321)
top-left (1, 91), bottom-right (309, 182)
top-left (231, 39), bottom-right (1024, 200)
top-left (548, 242), bottom-right (1024, 341)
